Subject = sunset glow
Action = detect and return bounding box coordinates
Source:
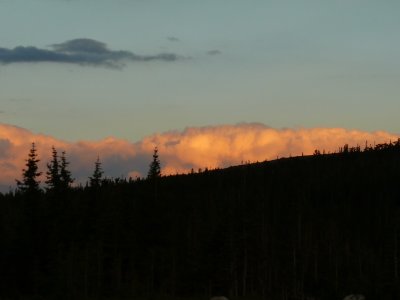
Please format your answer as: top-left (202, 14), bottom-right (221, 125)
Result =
top-left (1, 1), bottom-right (399, 189)
top-left (1, 1), bottom-right (400, 298)
top-left (1, 122), bottom-right (397, 191)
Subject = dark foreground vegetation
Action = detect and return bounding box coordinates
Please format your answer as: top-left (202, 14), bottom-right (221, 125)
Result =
top-left (1, 141), bottom-right (400, 300)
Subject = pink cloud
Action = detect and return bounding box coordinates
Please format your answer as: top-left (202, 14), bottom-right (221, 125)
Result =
top-left (0, 122), bottom-right (398, 191)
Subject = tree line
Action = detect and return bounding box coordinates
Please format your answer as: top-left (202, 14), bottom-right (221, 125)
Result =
top-left (14, 143), bottom-right (161, 195)
top-left (0, 139), bottom-right (400, 300)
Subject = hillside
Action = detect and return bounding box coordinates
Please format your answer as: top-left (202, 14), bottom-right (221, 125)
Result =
top-left (1, 141), bottom-right (400, 300)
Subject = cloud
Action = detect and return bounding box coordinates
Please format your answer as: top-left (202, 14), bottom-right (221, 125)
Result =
top-left (0, 139), bottom-right (11, 158)
top-left (167, 36), bottom-right (180, 42)
top-left (0, 122), bottom-right (398, 192)
top-left (207, 49), bottom-right (222, 55)
top-left (51, 39), bottom-right (109, 54)
top-left (0, 38), bottom-right (181, 68)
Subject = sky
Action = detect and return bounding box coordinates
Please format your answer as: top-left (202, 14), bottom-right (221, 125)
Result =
top-left (1, 0), bottom-right (400, 190)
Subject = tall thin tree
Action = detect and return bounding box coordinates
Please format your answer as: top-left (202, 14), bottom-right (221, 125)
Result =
top-left (45, 146), bottom-right (60, 191)
top-left (89, 156), bottom-right (103, 187)
top-left (16, 142), bottom-right (42, 194)
top-left (147, 147), bottom-right (161, 179)
top-left (60, 151), bottom-right (74, 189)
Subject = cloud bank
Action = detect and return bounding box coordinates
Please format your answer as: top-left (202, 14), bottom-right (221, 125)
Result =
top-left (0, 122), bottom-right (397, 191)
top-left (0, 38), bottom-right (180, 67)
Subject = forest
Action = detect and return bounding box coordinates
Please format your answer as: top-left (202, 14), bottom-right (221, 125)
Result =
top-left (0, 140), bottom-right (400, 300)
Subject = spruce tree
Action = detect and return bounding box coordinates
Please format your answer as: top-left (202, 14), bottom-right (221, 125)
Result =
top-left (16, 142), bottom-right (42, 194)
top-left (45, 146), bottom-right (60, 191)
top-left (147, 147), bottom-right (161, 179)
top-left (89, 156), bottom-right (103, 187)
top-left (60, 151), bottom-right (74, 189)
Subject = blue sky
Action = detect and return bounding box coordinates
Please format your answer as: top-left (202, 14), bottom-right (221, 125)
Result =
top-left (1, 0), bottom-right (400, 141)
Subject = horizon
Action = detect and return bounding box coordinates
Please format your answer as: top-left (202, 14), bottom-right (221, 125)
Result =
top-left (2, 2), bottom-right (400, 298)
top-left (1, 0), bottom-right (400, 190)
top-left (1, 122), bottom-right (398, 192)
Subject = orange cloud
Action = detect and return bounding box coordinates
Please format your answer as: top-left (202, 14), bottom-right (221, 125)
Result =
top-left (0, 122), bottom-right (398, 191)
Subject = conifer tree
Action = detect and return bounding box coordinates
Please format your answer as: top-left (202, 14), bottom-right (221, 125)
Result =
top-left (45, 146), bottom-right (60, 190)
top-left (147, 147), bottom-right (161, 179)
top-left (60, 151), bottom-right (74, 189)
top-left (89, 156), bottom-right (103, 187)
top-left (16, 142), bottom-right (42, 194)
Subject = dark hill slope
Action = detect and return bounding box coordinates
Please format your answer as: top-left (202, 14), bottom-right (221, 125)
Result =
top-left (1, 144), bottom-right (400, 300)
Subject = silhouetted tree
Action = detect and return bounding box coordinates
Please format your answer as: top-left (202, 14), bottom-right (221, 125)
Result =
top-left (313, 149), bottom-right (321, 156)
top-left (16, 142), bottom-right (42, 194)
top-left (45, 146), bottom-right (60, 191)
top-left (3, 138), bottom-right (400, 300)
top-left (147, 147), bottom-right (161, 179)
top-left (60, 151), bottom-right (74, 189)
top-left (89, 156), bottom-right (103, 187)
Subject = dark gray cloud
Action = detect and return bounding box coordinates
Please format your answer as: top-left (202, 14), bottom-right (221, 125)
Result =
top-left (52, 39), bottom-right (109, 54)
top-left (0, 38), bottom-right (180, 68)
top-left (167, 36), bottom-right (180, 42)
top-left (207, 49), bottom-right (222, 56)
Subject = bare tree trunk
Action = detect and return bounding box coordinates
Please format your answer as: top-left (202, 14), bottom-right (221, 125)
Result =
top-left (84, 244), bottom-right (89, 300)
top-left (148, 249), bottom-right (155, 295)
top-left (97, 241), bottom-right (103, 297)
top-left (115, 253), bottom-right (122, 296)
top-left (358, 249), bottom-right (363, 281)
top-left (394, 229), bottom-right (399, 280)
top-left (242, 243), bottom-right (247, 296)
top-left (334, 255), bottom-right (339, 292)
top-left (298, 213), bottom-right (302, 248)
top-left (314, 245), bottom-right (319, 283)
top-left (293, 245), bottom-right (297, 299)
top-left (170, 252), bottom-right (177, 296)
